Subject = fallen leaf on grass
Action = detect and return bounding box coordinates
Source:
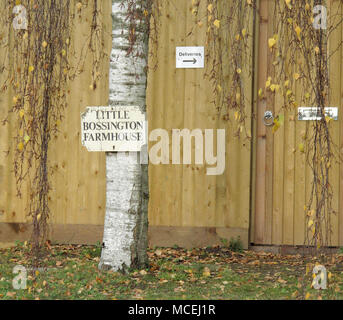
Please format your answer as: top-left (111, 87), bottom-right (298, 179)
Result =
top-left (202, 267), bottom-right (211, 277)
top-left (277, 278), bottom-right (287, 284)
top-left (159, 279), bottom-right (168, 284)
top-left (6, 292), bottom-right (16, 298)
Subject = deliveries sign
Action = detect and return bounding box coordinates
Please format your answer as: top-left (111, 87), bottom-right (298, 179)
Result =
top-left (81, 106), bottom-right (146, 152)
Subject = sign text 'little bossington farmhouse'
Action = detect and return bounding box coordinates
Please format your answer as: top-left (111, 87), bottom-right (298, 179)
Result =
top-left (81, 106), bottom-right (146, 152)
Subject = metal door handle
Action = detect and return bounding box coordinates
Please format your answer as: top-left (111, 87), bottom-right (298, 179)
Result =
top-left (263, 111), bottom-right (274, 126)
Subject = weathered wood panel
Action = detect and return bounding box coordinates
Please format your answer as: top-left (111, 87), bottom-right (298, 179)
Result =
top-left (253, 0), bottom-right (343, 247)
top-left (147, 0), bottom-right (253, 248)
top-left (0, 1), bottom-right (112, 229)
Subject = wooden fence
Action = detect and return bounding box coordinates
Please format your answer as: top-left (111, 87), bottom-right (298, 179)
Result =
top-left (1, 0), bottom-right (343, 249)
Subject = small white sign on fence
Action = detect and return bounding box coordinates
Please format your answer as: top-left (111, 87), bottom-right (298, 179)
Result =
top-left (176, 46), bottom-right (204, 69)
top-left (298, 107), bottom-right (338, 121)
top-left (81, 106), bottom-right (146, 152)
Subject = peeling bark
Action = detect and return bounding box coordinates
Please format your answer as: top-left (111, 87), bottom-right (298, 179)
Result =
top-left (98, 0), bottom-right (149, 272)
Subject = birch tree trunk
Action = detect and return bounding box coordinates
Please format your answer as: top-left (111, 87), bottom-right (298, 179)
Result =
top-left (98, 0), bottom-right (149, 272)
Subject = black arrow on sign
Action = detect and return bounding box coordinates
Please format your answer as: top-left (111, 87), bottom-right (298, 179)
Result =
top-left (183, 58), bottom-right (197, 64)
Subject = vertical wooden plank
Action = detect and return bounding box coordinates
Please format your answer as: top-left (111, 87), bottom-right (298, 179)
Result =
top-left (294, 113), bottom-right (307, 245)
top-left (254, 0), bottom-right (269, 244)
top-left (282, 108), bottom-right (295, 245)
top-left (339, 1), bottom-right (343, 246)
top-left (272, 89), bottom-right (284, 245)
top-left (329, 0), bottom-right (341, 246)
top-left (263, 0), bottom-right (275, 245)
top-left (147, 0), bottom-right (171, 226)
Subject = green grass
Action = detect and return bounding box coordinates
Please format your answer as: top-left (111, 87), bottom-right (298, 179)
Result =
top-left (1, 243), bottom-right (343, 300)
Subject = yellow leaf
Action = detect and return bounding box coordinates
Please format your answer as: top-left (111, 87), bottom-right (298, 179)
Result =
top-left (234, 111), bottom-right (241, 121)
top-left (242, 28), bottom-right (247, 37)
top-left (213, 19), bottom-right (220, 29)
top-left (17, 142), bottom-right (24, 152)
top-left (28, 66), bottom-right (34, 73)
top-left (294, 73), bottom-right (300, 80)
top-left (328, 272), bottom-right (332, 280)
top-left (272, 119), bottom-right (280, 134)
top-left (24, 135), bottom-right (30, 144)
top-left (203, 267), bottom-right (211, 277)
top-left (265, 79), bottom-right (271, 88)
top-left (13, 96), bottom-right (18, 104)
top-left (207, 4), bottom-right (213, 13)
top-left (298, 143), bottom-right (305, 153)
top-left (325, 116), bottom-right (332, 124)
top-left (42, 41), bottom-right (48, 48)
top-left (315, 46), bottom-right (320, 54)
top-left (268, 38), bottom-right (276, 49)
top-left (307, 209), bottom-right (315, 217)
top-left (236, 68), bottom-right (242, 74)
top-left (308, 219), bottom-right (313, 228)
top-left (295, 26), bottom-right (302, 40)
top-left (258, 88), bottom-right (263, 97)
top-left (305, 292), bottom-right (311, 300)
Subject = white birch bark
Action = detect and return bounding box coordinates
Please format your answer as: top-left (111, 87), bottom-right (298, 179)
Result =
top-left (98, 0), bottom-right (149, 272)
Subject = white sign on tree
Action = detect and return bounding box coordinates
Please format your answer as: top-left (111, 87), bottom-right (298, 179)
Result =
top-left (81, 106), bottom-right (146, 152)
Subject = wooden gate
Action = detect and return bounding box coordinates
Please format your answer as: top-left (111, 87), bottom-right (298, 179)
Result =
top-left (252, 0), bottom-right (343, 247)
